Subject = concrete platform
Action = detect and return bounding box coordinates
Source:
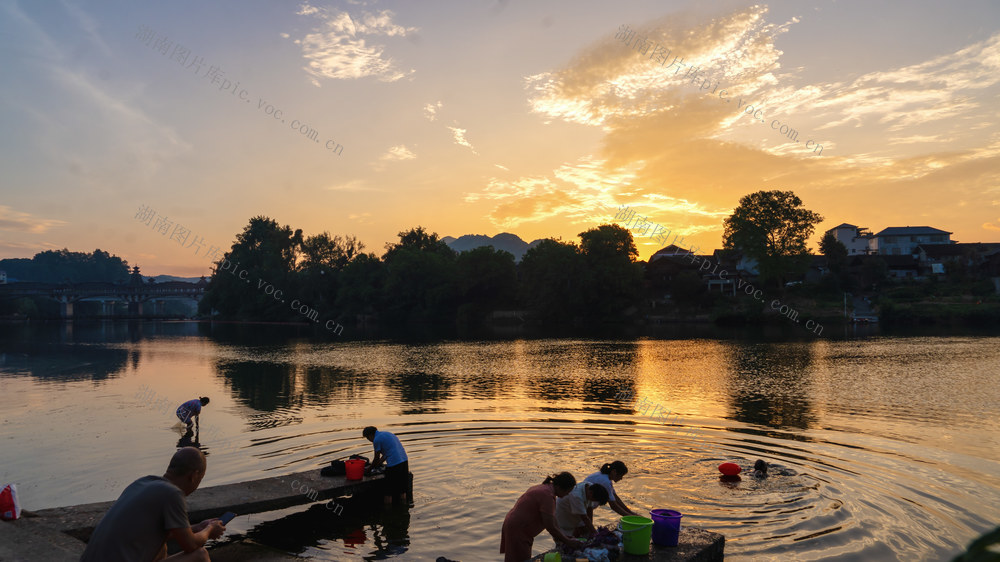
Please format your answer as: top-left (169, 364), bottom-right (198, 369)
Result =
top-left (532, 526), bottom-right (725, 562)
top-left (4, 468), bottom-right (392, 559)
top-left (29, 470), bottom-right (389, 541)
top-left (0, 516), bottom-right (88, 561)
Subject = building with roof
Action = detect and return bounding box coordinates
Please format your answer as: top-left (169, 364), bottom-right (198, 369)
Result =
top-left (826, 223), bottom-right (875, 255)
top-left (874, 226), bottom-right (952, 255)
top-left (916, 243), bottom-right (1000, 275)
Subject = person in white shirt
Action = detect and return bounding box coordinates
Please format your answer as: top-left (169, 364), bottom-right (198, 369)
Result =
top-left (583, 461), bottom-right (637, 516)
top-left (555, 481), bottom-right (610, 536)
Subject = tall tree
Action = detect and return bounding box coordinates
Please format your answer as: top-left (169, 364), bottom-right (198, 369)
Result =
top-left (381, 227), bottom-right (457, 325)
top-left (819, 232), bottom-right (848, 274)
top-left (578, 224), bottom-right (643, 321)
top-left (455, 246), bottom-right (517, 324)
top-left (296, 232), bottom-right (365, 315)
top-left (723, 190), bottom-right (823, 284)
top-left (199, 216), bottom-right (301, 318)
top-left (518, 238), bottom-right (588, 324)
top-left (336, 253), bottom-right (385, 319)
top-left (299, 232), bottom-right (363, 272)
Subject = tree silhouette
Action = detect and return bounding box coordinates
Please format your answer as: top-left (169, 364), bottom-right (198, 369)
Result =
top-left (723, 190), bottom-right (823, 285)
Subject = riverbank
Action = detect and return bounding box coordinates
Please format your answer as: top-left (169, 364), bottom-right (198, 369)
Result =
top-left (4, 469), bottom-right (724, 562)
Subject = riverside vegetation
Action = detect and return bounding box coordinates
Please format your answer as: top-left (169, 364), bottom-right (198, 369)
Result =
top-left (2, 190), bottom-right (997, 330)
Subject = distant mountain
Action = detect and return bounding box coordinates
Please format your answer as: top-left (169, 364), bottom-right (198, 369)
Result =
top-left (444, 233), bottom-right (544, 262)
top-left (148, 275), bottom-right (205, 284)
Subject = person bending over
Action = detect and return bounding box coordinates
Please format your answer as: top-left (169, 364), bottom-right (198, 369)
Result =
top-left (363, 426), bottom-right (409, 504)
top-left (81, 446), bottom-right (225, 562)
top-left (555, 480), bottom-right (610, 537)
top-left (176, 397), bottom-right (209, 430)
top-left (500, 472), bottom-right (579, 562)
top-left (584, 460), bottom-right (637, 516)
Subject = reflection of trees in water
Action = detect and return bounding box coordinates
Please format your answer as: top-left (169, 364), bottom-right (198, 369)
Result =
top-left (0, 321), bottom-right (212, 385)
top-left (199, 322), bottom-right (307, 347)
top-left (388, 371), bottom-right (452, 404)
top-left (725, 343), bottom-right (816, 430)
top-left (579, 341), bottom-right (641, 410)
top-left (217, 361), bottom-right (297, 412)
top-left (299, 366), bottom-right (367, 407)
top-left (0, 343), bottom-right (129, 384)
top-left (519, 341), bottom-right (641, 415)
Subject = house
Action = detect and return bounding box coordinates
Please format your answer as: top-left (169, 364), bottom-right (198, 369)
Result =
top-left (648, 244), bottom-right (697, 262)
top-left (0, 270), bottom-right (6, 284)
top-left (826, 223), bottom-right (875, 255)
top-left (880, 255), bottom-right (921, 279)
top-left (915, 243), bottom-right (1000, 275)
top-left (874, 226), bottom-right (952, 255)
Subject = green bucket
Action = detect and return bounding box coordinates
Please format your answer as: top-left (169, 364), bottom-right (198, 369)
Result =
top-left (619, 515), bottom-right (653, 555)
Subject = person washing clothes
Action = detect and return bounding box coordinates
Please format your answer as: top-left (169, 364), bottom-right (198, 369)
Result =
top-left (584, 460), bottom-right (637, 516)
top-left (175, 397), bottom-right (209, 430)
top-left (500, 472), bottom-right (579, 562)
top-left (363, 426), bottom-right (409, 504)
top-left (555, 480), bottom-right (610, 537)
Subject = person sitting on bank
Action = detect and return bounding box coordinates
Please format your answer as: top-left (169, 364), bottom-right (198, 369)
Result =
top-left (500, 472), bottom-right (580, 562)
top-left (176, 397), bottom-right (209, 430)
top-left (584, 460), bottom-right (637, 516)
top-left (555, 480), bottom-right (610, 537)
top-left (363, 426), bottom-right (409, 504)
top-left (81, 447), bottom-right (225, 562)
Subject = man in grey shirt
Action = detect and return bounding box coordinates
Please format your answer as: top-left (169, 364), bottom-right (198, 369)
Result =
top-left (81, 447), bottom-right (225, 561)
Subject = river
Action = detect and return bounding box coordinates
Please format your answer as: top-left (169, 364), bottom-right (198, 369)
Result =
top-left (1, 322), bottom-right (998, 561)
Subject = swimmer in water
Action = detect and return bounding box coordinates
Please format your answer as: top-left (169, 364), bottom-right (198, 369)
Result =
top-left (753, 459), bottom-right (768, 479)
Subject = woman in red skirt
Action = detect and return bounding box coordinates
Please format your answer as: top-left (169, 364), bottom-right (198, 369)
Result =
top-left (500, 472), bottom-right (579, 562)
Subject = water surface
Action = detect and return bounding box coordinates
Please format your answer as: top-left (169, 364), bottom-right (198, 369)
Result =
top-left (1, 322), bottom-right (998, 561)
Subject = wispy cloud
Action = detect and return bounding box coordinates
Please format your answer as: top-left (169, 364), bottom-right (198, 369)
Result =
top-left (2, 2), bottom-right (190, 190)
top-left (325, 179), bottom-right (382, 192)
top-left (0, 240), bottom-right (61, 254)
top-left (448, 126), bottom-right (478, 154)
top-left (507, 5), bottom-right (1000, 254)
top-left (464, 156), bottom-right (729, 231)
top-left (0, 205), bottom-right (67, 233)
top-left (293, 3), bottom-right (417, 85)
top-left (424, 101), bottom-right (442, 121)
top-left (380, 145), bottom-right (416, 161)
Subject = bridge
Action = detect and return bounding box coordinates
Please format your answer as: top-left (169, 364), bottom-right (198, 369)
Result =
top-left (0, 267), bottom-right (206, 318)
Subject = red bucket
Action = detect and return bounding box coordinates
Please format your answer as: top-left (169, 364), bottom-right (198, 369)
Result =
top-left (345, 459), bottom-right (365, 480)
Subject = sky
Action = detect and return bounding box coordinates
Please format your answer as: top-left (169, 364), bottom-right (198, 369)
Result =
top-left (1, 0), bottom-right (998, 276)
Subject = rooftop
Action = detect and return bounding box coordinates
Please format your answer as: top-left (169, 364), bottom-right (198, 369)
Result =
top-left (875, 226), bottom-right (952, 237)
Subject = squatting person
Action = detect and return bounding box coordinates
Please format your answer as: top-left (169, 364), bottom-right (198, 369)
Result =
top-left (81, 447), bottom-right (225, 562)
